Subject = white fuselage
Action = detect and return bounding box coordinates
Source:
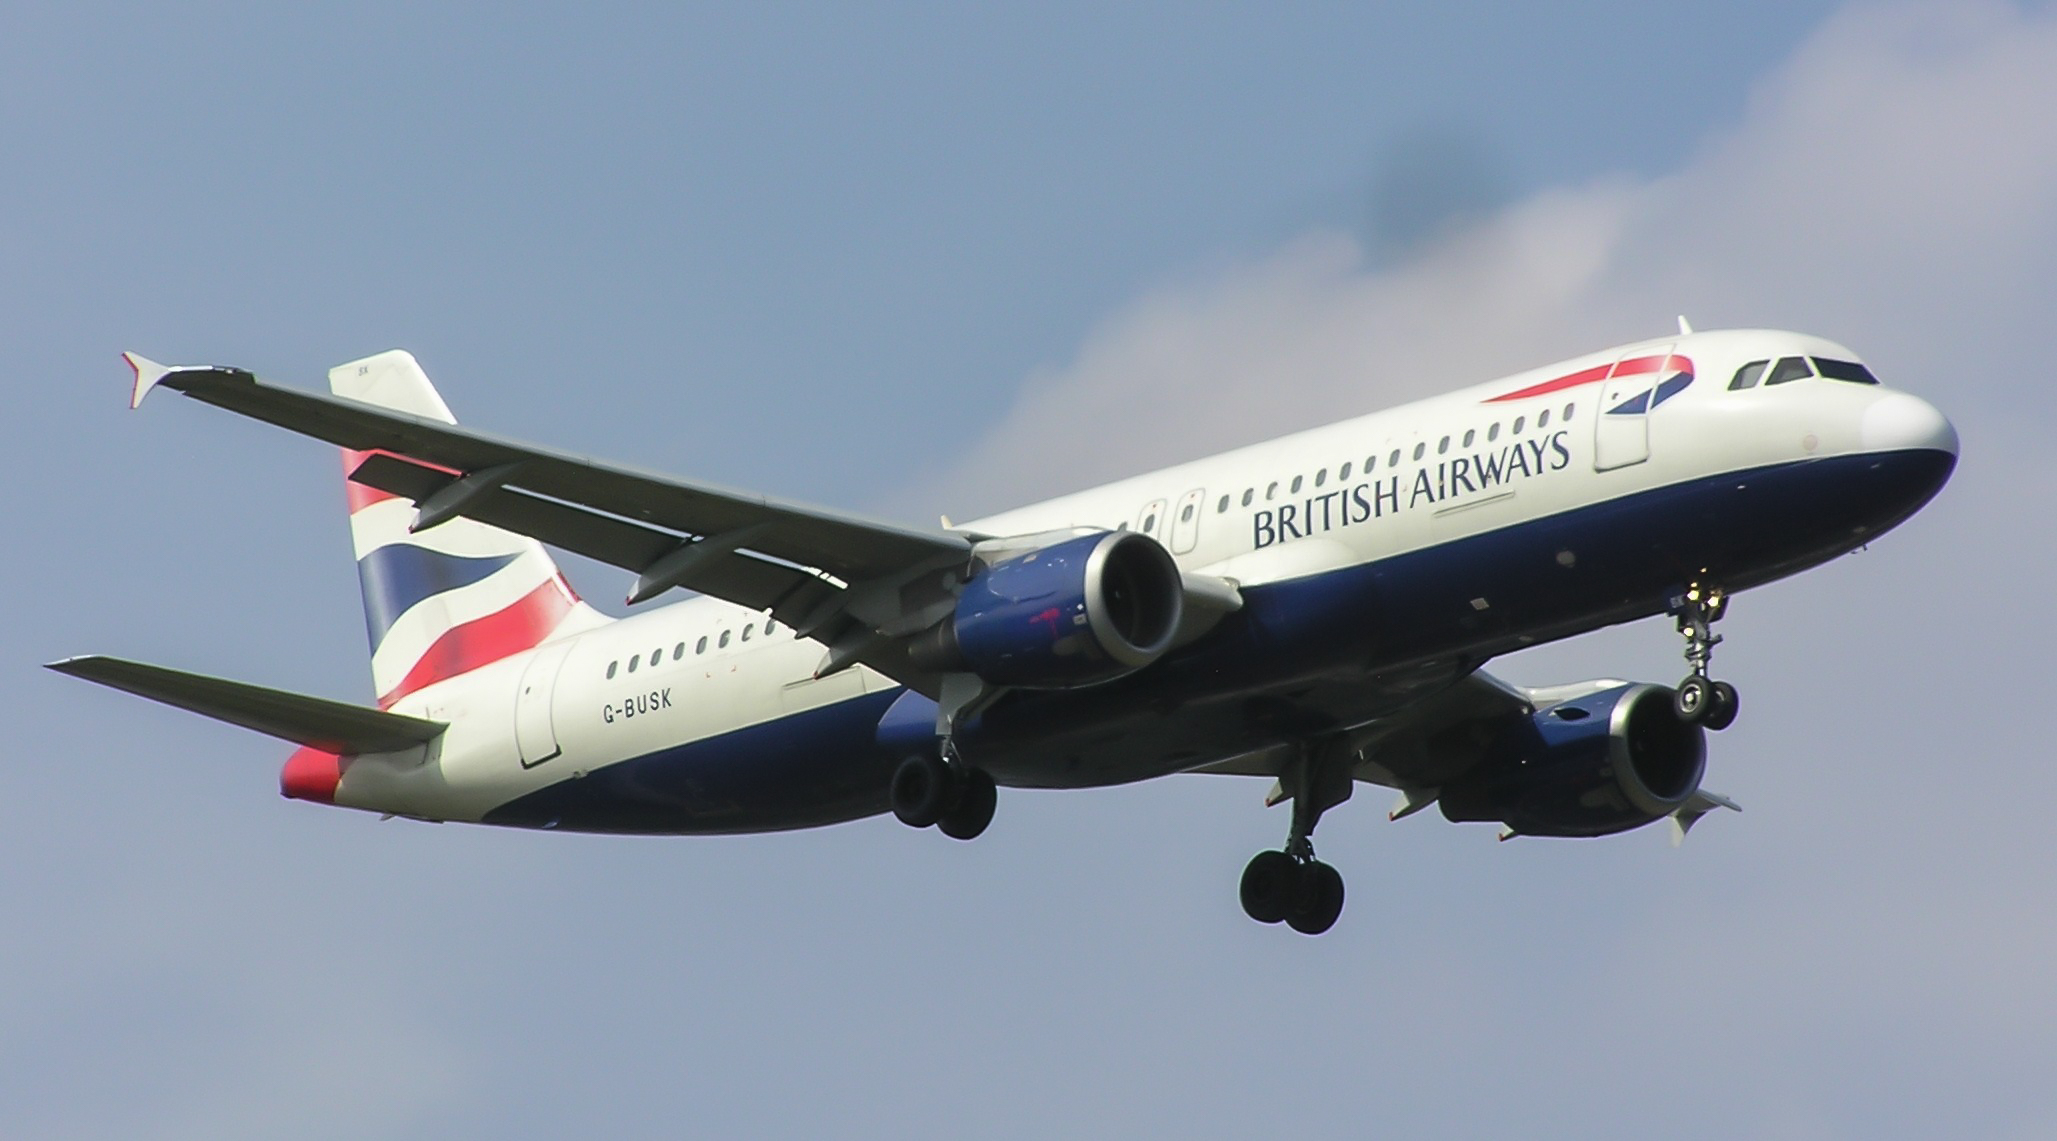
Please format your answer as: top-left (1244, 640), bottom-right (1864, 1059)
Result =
top-left (334, 328), bottom-right (1956, 826)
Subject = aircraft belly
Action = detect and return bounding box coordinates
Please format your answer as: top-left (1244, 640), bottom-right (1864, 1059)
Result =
top-left (963, 446), bottom-right (1957, 790)
top-left (470, 446), bottom-right (1953, 830)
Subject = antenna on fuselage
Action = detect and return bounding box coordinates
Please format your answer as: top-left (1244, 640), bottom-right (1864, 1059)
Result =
top-left (1677, 315), bottom-right (1694, 335)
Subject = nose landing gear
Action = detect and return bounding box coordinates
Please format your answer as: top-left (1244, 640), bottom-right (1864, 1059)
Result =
top-left (1673, 584), bottom-right (1739, 731)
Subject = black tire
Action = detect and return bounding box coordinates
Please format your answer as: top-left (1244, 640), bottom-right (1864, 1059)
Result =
top-left (890, 753), bottom-right (958, 829)
top-left (938, 768), bottom-right (997, 840)
top-left (1674, 676), bottom-right (1713, 724)
top-left (1703, 681), bottom-right (1740, 731)
top-left (1287, 861), bottom-right (1345, 936)
top-left (1239, 850), bottom-right (1297, 924)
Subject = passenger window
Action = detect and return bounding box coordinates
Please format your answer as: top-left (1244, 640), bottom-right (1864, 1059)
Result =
top-left (1765, 356), bottom-right (1814, 385)
top-left (1562, 403), bottom-right (1575, 421)
top-left (1180, 503), bottom-right (1194, 522)
top-left (1488, 422), bottom-right (1500, 442)
top-left (1437, 436), bottom-right (1450, 455)
top-left (606, 661), bottom-right (618, 680)
top-left (1216, 495), bottom-right (1230, 513)
top-left (1339, 462), bottom-right (1352, 480)
top-left (1462, 429), bottom-right (1475, 447)
top-left (1513, 416), bottom-right (1525, 434)
top-left (674, 642), bottom-right (685, 661)
top-left (742, 625), bottom-right (753, 641)
top-left (1814, 358), bottom-right (1879, 385)
top-left (628, 654), bottom-right (640, 673)
top-left (1143, 512), bottom-right (1157, 531)
top-left (1389, 449), bottom-right (1401, 467)
top-left (766, 620), bottom-right (778, 634)
top-left (719, 630), bottom-right (731, 649)
top-left (1411, 443), bottom-right (1425, 461)
top-left (652, 647), bottom-right (662, 664)
top-left (1290, 476), bottom-right (1303, 493)
top-left (1729, 360), bottom-right (1768, 390)
top-left (1266, 482), bottom-right (1279, 500)
top-left (1241, 489), bottom-right (1254, 507)
top-left (696, 636), bottom-right (708, 654)
top-left (1313, 469), bottom-right (1326, 488)
top-left (1538, 409), bottom-right (1551, 428)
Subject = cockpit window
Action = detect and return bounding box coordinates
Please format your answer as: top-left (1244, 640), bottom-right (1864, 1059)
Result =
top-left (1729, 360), bottom-right (1768, 390)
top-left (1813, 357), bottom-right (1880, 385)
top-left (1764, 356), bottom-right (1815, 386)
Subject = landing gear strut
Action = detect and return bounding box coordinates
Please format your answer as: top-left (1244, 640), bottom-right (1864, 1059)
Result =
top-left (1240, 743), bottom-right (1351, 935)
top-left (1673, 583), bottom-right (1739, 731)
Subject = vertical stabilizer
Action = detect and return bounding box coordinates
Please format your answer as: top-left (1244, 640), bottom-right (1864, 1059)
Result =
top-left (331, 351), bottom-right (610, 707)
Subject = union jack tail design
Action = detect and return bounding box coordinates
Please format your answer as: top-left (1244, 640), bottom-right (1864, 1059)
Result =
top-left (331, 351), bottom-right (610, 708)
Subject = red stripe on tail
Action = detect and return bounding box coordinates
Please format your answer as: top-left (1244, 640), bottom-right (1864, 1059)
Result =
top-left (377, 576), bottom-right (578, 708)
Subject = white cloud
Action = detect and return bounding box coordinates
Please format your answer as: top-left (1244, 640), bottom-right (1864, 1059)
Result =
top-left (919, 0), bottom-right (2057, 518)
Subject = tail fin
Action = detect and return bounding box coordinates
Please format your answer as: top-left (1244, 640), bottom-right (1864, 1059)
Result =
top-left (331, 351), bottom-right (610, 708)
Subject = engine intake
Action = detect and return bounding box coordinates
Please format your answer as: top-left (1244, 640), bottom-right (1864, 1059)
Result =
top-left (1439, 682), bottom-right (1706, 838)
top-left (911, 530), bottom-right (1184, 689)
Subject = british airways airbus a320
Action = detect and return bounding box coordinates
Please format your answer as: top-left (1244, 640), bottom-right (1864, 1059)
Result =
top-left (52, 323), bottom-right (1955, 934)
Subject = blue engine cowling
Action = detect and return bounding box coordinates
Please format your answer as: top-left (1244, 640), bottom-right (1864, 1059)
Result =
top-left (1439, 683), bottom-right (1706, 838)
top-left (912, 530), bottom-right (1185, 689)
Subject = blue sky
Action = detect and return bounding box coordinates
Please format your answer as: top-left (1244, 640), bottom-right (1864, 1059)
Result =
top-left (7, 3), bottom-right (2054, 1138)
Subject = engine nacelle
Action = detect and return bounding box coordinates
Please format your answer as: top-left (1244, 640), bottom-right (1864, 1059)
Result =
top-left (911, 530), bottom-right (1184, 689)
top-left (1439, 683), bottom-right (1706, 838)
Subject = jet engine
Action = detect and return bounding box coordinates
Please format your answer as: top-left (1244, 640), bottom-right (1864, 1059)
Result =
top-left (909, 530), bottom-right (1185, 689)
top-left (1439, 683), bottom-right (1706, 838)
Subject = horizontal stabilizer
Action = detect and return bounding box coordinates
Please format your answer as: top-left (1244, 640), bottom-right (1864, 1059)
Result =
top-left (45, 655), bottom-right (446, 754)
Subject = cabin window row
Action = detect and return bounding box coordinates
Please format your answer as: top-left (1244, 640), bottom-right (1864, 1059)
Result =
top-left (1213, 401), bottom-right (1578, 513)
top-left (603, 618), bottom-right (783, 679)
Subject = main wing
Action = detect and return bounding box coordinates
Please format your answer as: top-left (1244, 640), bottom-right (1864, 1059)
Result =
top-left (125, 354), bottom-right (973, 690)
top-left (1195, 669), bottom-right (1740, 841)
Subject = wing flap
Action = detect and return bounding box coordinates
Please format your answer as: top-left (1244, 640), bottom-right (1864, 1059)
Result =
top-left (46, 655), bottom-right (447, 754)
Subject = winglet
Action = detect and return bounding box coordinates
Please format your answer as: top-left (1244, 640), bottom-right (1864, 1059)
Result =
top-left (1676, 315), bottom-right (1694, 336)
top-left (123, 352), bottom-right (172, 409)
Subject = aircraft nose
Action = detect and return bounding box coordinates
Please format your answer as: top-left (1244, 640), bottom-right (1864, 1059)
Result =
top-left (1862, 391), bottom-right (1958, 456)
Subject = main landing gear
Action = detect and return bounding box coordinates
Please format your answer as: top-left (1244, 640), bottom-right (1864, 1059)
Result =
top-left (1672, 583), bottom-right (1739, 731)
top-left (891, 746), bottom-right (997, 841)
top-left (1240, 743), bottom-right (1352, 936)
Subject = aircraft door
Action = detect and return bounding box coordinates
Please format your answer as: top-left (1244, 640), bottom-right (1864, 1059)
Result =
top-left (515, 638), bottom-right (578, 767)
top-left (1135, 498), bottom-right (1169, 544)
top-left (1169, 488), bottom-right (1206, 555)
top-left (1592, 344), bottom-right (1665, 472)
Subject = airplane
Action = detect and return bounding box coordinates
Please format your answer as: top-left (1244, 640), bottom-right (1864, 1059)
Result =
top-left (49, 323), bottom-right (1957, 935)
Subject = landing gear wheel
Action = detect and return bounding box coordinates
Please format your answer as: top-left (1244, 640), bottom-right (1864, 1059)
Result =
top-left (1288, 861), bottom-right (1345, 936)
top-left (890, 753), bottom-right (959, 829)
top-left (938, 768), bottom-right (997, 840)
top-left (1703, 681), bottom-right (1740, 731)
top-left (1240, 850), bottom-right (1298, 924)
top-left (1674, 675), bottom-right (1714, 724)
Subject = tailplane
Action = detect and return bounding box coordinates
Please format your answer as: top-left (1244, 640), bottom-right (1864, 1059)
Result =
top-left (332, 351), bottom-right (610, 707)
